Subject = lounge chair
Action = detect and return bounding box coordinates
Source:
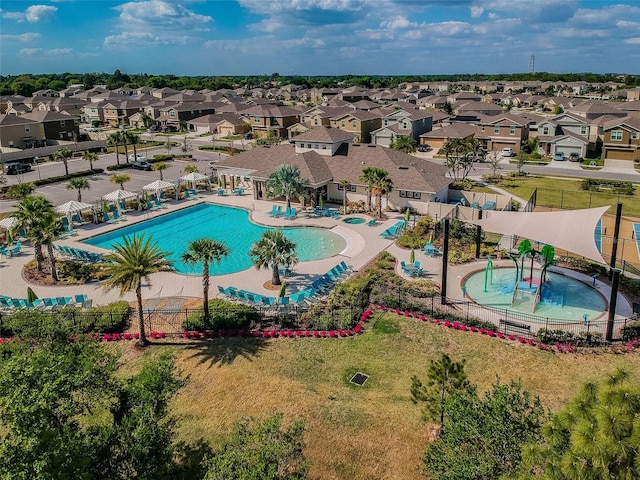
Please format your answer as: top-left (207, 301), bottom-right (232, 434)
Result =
top-left (61, 217), bottom-right (78, 236)
top-left (266, 205), bottom-right (280, 216)
top-left (380, 225), bottom-right (400, 238)
top-left (0, 246), bottom-right (11, 258)
top-left (283, 207), bottom-right (297, 220)
top-left (74, 294), bottom-right (88, 305)
top-left (190, 189), bottom-right (204, 199)
top-left (262, 296), bottom-right (276, 306)
top-left (366, 218), bottom-right (378, 226)
top-left (72, 213), bottom-right (88, 226)
top-left (9, 242), bottom-right (22, 256)
top-left (233, 188), bottom-right (245, 196)
top-left (217, 188), bottom-right (227, 196)
top-left (110, 208), bottom-right (127, 222)
top-left (278, 297), bottom-right (290, 306)
top-left (145, 199), bottom-right (160, 211)
top-left (151, 196), bottom-right (168, 209)
top-left (330, 210), bottom-right (341, 219)
top-left (102, 212), bottom-right (118, 224)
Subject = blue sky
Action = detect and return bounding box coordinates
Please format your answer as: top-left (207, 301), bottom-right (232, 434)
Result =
top-left (1, 0), bottom-right (639, 76)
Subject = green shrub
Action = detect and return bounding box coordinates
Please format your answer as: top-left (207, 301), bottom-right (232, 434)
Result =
top-left (580, 178), bottom-right (634, 195)
top-left (58, 260), bottom-right (106, 283)
top-left (182, 298), bottom-right (260, 331)
top-left (448, 249), bottom-right (475, 264)
top-left (536, 328), bottom-right (604, 346)
top-left (299, 304), bottom-right (357, 330)
top-left (32, 169), bottom-right (103, 186)
top-left (621, 320), bottom-right (640, 340)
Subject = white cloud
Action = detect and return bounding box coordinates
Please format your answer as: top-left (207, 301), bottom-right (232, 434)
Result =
top-left (104, 31), bottom-right (189, 46)
top-left (470, 5), bottom-right (483, 18)
top-left (381, 16), bottom-right (416, 30)
top-left (115, 0), bottom-right (211, 28)
top-left (625, 37), bottom-right (640, 44)
top-left (239, 0), bottom-right (363, 15)
top-left (0, 32), bottom-right (40, 42)
top-left (19, 47), bottom-right (71, 56)
top-left (2, 11), bottom-right (25, 21)
top-left (25, 5), bottom-right (57, 22)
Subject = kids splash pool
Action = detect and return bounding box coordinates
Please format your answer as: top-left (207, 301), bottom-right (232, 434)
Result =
top-left (462, 267), bottom-right (607, 322)
top-left (84, 203), bottom-right (347, 275)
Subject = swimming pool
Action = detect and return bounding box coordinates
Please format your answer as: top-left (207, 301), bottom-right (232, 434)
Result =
top-left (84, 203), bottom-right (347, 275)
top-left (462, 267), bottom-right (607, 322)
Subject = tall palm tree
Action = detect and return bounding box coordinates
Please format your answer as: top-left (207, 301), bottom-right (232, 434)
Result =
top-left (266, 164), bottom-right (310, 209)
top-left (184, 165), bottom-right (199, 174)
top-left (106, 132), bottom-right (122, 165)
top-left (31, 212), bottom-right (65, 281)
top-left (389, 135), bottom-right (417, 154)
top-left (53, 147), bottom-right (73, 177)
top-left (101, 234), bottom-right (174, 347)
top-left (339, 179), bottom-right (351, 213)
top-left (181, 238), bottom-right (230, 327)
top-left (153, 162), bottom-right (168, 180)
top-left (81, 151), bottom-right (98, 171)
top-left (66, 177), bottom-right (90, 202)
top-left (367, 167), bottom-right (393, 218)
top-left (110, 173), bottom-right (130, 190)
top-left (359, 167), bottom-right (379, 212)
top-left (12, 196), bottom-right (55, 272)
top-left (249, 229), bottom-right (298, 286)
top-left (126, 132), bottom-right (140, 159)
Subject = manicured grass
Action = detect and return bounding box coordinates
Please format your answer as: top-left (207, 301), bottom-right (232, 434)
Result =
top-left (495, 176), bottom-right (640, 216)
top-left (115, 314), bottom-right (640, 480)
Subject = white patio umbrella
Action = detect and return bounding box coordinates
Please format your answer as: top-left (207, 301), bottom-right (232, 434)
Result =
top-left (180, 172), bottom-right (211, 191)
top-left (0, 216), bottom-right (17, 231)
top-left (143, 180), bottom-right (176, 201)
top-left (54, 200), bottom-right (93, 215)
top-left (101, 189), bottom-right (139, 213)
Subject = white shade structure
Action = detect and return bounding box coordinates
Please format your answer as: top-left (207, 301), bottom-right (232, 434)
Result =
top-left (143, 179), bottom-right (176, 192)
top-left (101, 189), bottom-right (138, 203)
top-left (180, 172), bottom-right (211, 191)
top-left (54, 200), bottom-right (94, 215)
top-left (0, 216), bottom-right (17, 231)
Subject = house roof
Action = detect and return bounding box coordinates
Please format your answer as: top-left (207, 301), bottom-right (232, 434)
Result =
top-left (602, 115), bottom-right (640, 131)
top-left (0, 114), bottom-right (39, 126)
top-left (22, 110), bottom-right (78, 122)
top-left (421, 123), bottom-right (477, 139)
top-left (216, 143), bottom-right (451, 193)
top-left (291, 126), bottom-right (356, 143)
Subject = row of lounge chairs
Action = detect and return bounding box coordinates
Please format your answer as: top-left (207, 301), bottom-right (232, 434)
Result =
top-left (217, 261), bottom-right (353, 307)
top-left (0, 294), bottom-right (91, 311)
top-left (0, 242), bottom-right (22, 258)
top-left (266, 205), bottom-right (298, 219)
top-left (380, 220), bottom-right (406, 238)
top-left (53, 244), bottom-right (103, 263)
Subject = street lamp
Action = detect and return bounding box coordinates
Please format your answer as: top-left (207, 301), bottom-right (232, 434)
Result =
top-left (35, 156), bottom-right (41, 180)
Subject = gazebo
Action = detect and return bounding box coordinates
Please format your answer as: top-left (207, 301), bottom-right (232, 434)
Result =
top-left (143, 179), bottom-right (176, 201)
top-left (55, 200), bottom-right (96, 225)
top-left (101, 190), bottom-right (139, 213)
top-left (180, 172), bottom-right (211, 192)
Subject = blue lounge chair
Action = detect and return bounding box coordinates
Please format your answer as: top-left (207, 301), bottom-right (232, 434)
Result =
top-left (262, 296), bottom-right (276, 306)
top-left (330, 210), bottom-right (341, 219)
top-left (283, 207), bottom-right (297, 220)
top-left (9, 242), bottom-right (22, 256)
top-left (323, 207), bottom-right (330, 217)
top-left (279, 297), bottom-right (290, 306)
top-left (110, 208), bottom-right (127, 222)
top-left (0, 246), bottom-right (11, 258)
top-left (217, 188), bottom-right (226, 196)
top-left (61, 217), bottom-right (78, 236)
top-left (190, 189), bottom-right (204, 199)
top-left (145, 199), bottom-right (160, 211)
top-left (151, 196), bottom-right (168, 209)
top-left (366, 218), bottom-right (378, 226)
top-left (74, 294), bottom-right (88, 305)
top-left (102, 212), bottom-right (118, 224)
top-left (267, 205), bottom-right (280, 216)
top-left (72, 213), bottom-right (88, 226)
top-left (233, 188), bottom-right (245, 196)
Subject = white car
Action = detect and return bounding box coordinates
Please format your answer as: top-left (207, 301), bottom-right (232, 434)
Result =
top-left (84, 126), bottom-right (98, 132)
top-left (501, 148), bottom-right (514, 157)
top-left (128, 154), bottom-right (147, 162)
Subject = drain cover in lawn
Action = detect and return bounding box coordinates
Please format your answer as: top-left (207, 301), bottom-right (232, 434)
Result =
top-left (349, 372), bottom-right (369, 386)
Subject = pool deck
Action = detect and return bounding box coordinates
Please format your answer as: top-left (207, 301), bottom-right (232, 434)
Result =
top-left (0, 190), bottom-right (632, 323)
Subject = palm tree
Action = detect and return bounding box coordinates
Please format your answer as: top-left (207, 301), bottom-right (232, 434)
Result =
top-left (249, 229), bottom-right (298, 286)
top-left (153, 162), bottom-right (168, 180)
top-left (141, 113), bottom-right (153, 129)
top-left (81, 151), bottom-right (98, 171)
top-left (362, 167), bottom-right (392, 218)
top-left (389, 135), bottom-right (417, 154)
top-left (101, 234), bottom-right (174, 347)
top-left (339, 179), bottom-right (351, 213)
top-left (266, 164), bottom-right (310, 209)
top-left (126, 132), bottom-right (140, 159)
top-left (66, 177), bottom-right (90, 202)
top-left (184, 165), bottom-right (199, 174)
top-left (359, 167), bottom-right (377, 212)
top-left (31, 212), bottom-right (65, 281)
top-left (12, 196), bottom-right (55, 272)
top-left (106, 132), bottom-right (123, 165)
top-left (181, 238), bottom-right (230, 328)
top-left (53, 147), bottom-right (73, 177)
top-left (110, 173), bottom-right (130, 190)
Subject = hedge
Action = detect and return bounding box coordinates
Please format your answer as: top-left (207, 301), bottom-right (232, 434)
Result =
top-left (33, 168), bottom-right (104, 186)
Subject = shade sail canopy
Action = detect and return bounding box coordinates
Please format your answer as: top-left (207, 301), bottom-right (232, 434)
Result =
top-left (180, 172), bottom-right (209, 183)
top-left (0, 217), bottom-right (17, 230)
top-left (143, 180), bottom-right (175, 191)
top-left (101, 190), bottom-right (138, 202)
top-left (55, 200), bottom-right (94, 215)
top-left (466, 206), bottom-right (609, 264)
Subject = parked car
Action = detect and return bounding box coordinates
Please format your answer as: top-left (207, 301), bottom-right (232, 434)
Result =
top-left (4, 162), bottom-right (32, 175)
top-left (131, 160), bottom-right (152, 171)
top-left (553, 151), bottom-right (565, 161)
top-left (129, 154), bottom-right (147, 162)
top-left (417, 144), bottom-right (431, 152)
top-left (84, 126), bottom-right (98, 132)
top-left (147, 126), bottom-right (158, 133)
top-left (243, 132), bottom-right (253, 140)
top-left (501, 148), bottom-right (514, 157)
top-left (568, 152), bottom-right (581, 162)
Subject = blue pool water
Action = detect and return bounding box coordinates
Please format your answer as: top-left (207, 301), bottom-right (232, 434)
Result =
top-left (463, 267), bottom-right (607, 321)
top-left (84, 204), bottom-right (346, 275)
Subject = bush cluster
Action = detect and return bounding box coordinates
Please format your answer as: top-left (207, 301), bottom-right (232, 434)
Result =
top-left (32, 168), bottom-right (104, 186)
top-left (182, 298), bottom-right (260, 331)
top-left (580, 178), bottom-right (634, 195)
top-left (536, 328), bottom-right (605, 346)
top-left (621, 320), bottom-right (640, 340)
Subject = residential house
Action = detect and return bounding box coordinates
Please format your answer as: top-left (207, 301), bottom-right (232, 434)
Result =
top-left (22, 110), bottom-right (80, 143)
top-left (454, 101), bottom-right (504, 117)
top-left (370, 109), bottom-right (432, 146)
top-left (151, 87), bottom-right (181, 99)
top-left (241, 105), bottom-right (301, 140)
top-left (0, 114), bottom-right (45, 149)
top-left (214, 126), bottom-right (452, 213)
top-left (419, 123), bottom-right (477, 152)
top-left (601, 116), bottom-right (640, 162)
top-left (567, 101), bottom-right (627, 120)
top-left (475, 113), bottom-right (530, 153)
top-left (187, 113), bottom-right (247, 135)
top-left (156, 102), bottom-right (218, 127)
top-left (300, 106), bottom-right (354, 128)
top-left (330, 109), bottom-right (382, 143)
top-left (101, 100), bottom-right (144, 127)
top-left (616, 100), bottom-right (640, 120)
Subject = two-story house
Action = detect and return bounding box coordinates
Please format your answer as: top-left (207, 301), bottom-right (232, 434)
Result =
top-left (536, 113), bottom-right (591, 157)
top-left (475, 114), bottom-right (530, 153)
top-left (370, 109), bottom-right (433, 146)
top-left (0, 114), bottom-right (45, 149)
top-left (419, 123), bottom-right (477, 151)
top-left (601, 116), bottom-right (640, 162)
top-left (102, 100), bottom-right (144, 127)
top-left (156, 102), bottom-right (219, 127)
top-left (22, 110), bottom-right (80, 142)
top-left (241, 105), bottom-right (301, 139)
top-left (329, 109), bottom-right (382, 143)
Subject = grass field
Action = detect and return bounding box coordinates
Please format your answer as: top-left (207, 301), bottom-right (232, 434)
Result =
top-left (495, 175), bottom-right (640, 217)
top-left (114, 313), bottom-right (640, 480)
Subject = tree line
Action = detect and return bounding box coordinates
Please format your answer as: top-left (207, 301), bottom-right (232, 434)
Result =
top-left (2, 71), bottom-right (639, 97)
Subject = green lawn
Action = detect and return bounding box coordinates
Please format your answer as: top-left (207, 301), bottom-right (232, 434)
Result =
top-left (495, 176), bottom-right (640, 216)
top-left (112, 314), bottom-right (640, 480)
